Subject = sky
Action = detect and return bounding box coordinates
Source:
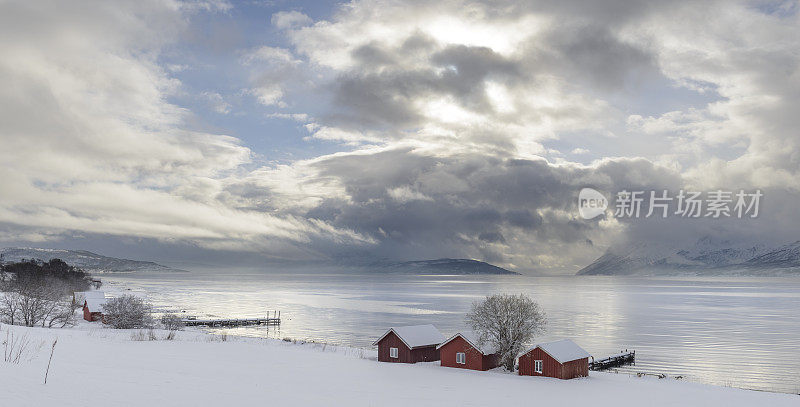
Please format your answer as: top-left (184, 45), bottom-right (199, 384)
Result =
top-left (0, 0), bottom-right (799, 273)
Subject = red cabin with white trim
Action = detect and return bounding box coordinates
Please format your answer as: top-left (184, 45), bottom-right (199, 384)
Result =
top-left (373, 324), bottom-right (444, 363)
top-left (437, 332), bottom-right (501, 371)
top-left (518, 339), bottom-right (590, 379)
top-left (83, 297), bottom-right (108, 323)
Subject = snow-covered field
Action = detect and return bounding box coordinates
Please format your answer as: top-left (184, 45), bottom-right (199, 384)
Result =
top-left (1, 323), bottom-right (797, 406)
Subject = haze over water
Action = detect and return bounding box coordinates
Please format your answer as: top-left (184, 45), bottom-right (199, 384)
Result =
top-left (101, 271), bottom-right (800, 394)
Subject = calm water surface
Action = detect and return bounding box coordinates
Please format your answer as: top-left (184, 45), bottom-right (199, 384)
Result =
top-left (101, 271), bottom-right (800, 394)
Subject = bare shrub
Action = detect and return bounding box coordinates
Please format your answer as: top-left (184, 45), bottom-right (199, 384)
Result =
top-left (103, 295), bottom-right (153, 329)
top-left (160, 313), bottom-right (184, 331)
top-left (3, 328), bottom-right (34, 364)
top-left (164, 331), bottom-right (176, 341)
top-left (466, 293), bottom-right (547, 371)
top-left (147, 329), bottom-right (157, 341)
top-left (207, 332), bottom-right (228, 342)
top-left (130, 330), bottom-right (147, 341)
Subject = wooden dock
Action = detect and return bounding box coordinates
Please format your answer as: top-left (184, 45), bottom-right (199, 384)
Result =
top-left (181, 311), bottom-right (281, 327)
top-left (590, 350), bottom-right (635, 370)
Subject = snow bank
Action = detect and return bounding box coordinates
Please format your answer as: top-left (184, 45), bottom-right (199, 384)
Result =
top-left (0, 323), bottom-right (796, 407)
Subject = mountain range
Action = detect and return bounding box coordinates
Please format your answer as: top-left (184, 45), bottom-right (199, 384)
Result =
top-left (0, 247), bottom-right (183, 273)
top-left (577, 237), bottom-right (800, 276)
top-left (1, 248), bottom-right (516, 275)
top-left (369, 258), bottom-right (519, 275)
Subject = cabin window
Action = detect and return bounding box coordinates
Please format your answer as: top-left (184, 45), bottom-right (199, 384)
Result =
top-left (456, 352), bottom-right (466, 364)
top-left (389, 347), bottom-right (398, 358)
top-left (534, 360), bottom-right (543, 373)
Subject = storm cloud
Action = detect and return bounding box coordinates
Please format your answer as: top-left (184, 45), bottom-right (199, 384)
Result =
top-left (1, 0), bottom-right (799, 272)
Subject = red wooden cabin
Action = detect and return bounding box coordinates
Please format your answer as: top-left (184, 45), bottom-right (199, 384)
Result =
top-left (83, 297), bottom-right (108, 323)
top-left (373, 324), bottom-right (445, 363)
top-left (518, 339), bottom-right (590, 379)
top-left (437, 332), bottom-right (501, 371)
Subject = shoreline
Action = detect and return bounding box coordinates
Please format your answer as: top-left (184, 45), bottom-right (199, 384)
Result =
top-left (94, 272), bottom-right (800, 394)
top-left (1, 323), bottom-right (797, 406)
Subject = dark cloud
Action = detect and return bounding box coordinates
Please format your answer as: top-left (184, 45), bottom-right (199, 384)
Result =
top-left (296, 148), bottom-right (687, 270)
top-left (4, 0), bottom-right (799, 275)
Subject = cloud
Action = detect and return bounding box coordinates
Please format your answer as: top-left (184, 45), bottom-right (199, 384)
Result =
top-left (201, 91), bottom-right (232, 114)
top-left (240, 46), bottom-right (304, 108)
top-left (180, 0), bottom-right (232, 13)
top-left (271, 11), bottom-right (313, 30)
top-left (290, 148), bottom-right (686, 271)
top-left (241, 46), bottom-right (301, 65)
top-left (3, 0), bottom-right (799, 272)
top-left (0, 0), bottom-right (371, 259)
top-left (245, 0), bottom-right (800, 270)
top-left (248, 85), bottom-right (286, 107)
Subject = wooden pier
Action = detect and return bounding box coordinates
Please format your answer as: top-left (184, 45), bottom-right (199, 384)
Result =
top-left (181, 311), bottom-right (280, 327)
top-left (590, 350), bottom-right (635, 371)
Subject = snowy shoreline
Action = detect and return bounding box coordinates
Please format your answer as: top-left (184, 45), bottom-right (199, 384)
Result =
top-left (1, 323), bottom-right (797, 406)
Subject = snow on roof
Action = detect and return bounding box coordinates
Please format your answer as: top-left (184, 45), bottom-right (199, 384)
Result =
top-left (84, 297), bottom-right (109, 313)
top-left (437, 332), bottom-right (498, 355)
top-left (75, 291), bottom-right (105, 299)
top-left (526, 339), bottom-right (591, 363)
top-left (372, 324), bottom-right (445, 348)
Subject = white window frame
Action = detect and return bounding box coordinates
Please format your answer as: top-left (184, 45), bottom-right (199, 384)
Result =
top-left (534, 360), bottom-right (543, 373)
top-left (456, 352), bottom-right (466, 364)
top-left (389, 347), bottom-right (399, 358)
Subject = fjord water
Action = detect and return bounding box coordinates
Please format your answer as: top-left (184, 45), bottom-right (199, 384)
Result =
top-left (101, 271), bottom-right (800, 394)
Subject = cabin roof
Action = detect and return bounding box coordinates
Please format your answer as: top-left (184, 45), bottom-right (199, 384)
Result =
top-left (372, 324), bottom-right (445, 349)
top-left (84, 297), bottom-right (108, 313)
top-left (437, 332), bottom-right (497, 355)
top-left (524, 339), bottom-right (591, 363)
top-left (75, 291), bottom-right (105, 299)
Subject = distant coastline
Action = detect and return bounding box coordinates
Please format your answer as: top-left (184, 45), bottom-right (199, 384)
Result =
top-left (0, 247), bottom-right (185, 273)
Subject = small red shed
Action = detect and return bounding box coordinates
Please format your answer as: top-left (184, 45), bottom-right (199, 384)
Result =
top-left (437, 332), bottom-right (501, 371)
top-left (83, 297), bottom-right (108, 323)
top-left (518, 339), bottom-right (590, 379)
top-left (373, 324), bottom-right (445, 363)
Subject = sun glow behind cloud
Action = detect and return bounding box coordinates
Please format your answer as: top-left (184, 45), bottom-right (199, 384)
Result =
top-left (1, 0), bottom-right (799, 271)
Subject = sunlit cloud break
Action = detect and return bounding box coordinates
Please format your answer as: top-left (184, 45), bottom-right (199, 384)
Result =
top-left (0, 0), bottom-right (799, 272)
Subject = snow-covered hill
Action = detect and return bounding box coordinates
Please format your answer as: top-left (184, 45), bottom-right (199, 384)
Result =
top-left (577, 238), bottom-right (800, 276)
top-left (0, 247), bottom-right (182, 273)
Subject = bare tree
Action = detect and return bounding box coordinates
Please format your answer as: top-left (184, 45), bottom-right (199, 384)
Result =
top-left (0, 278), bottom-right (74, 327)
top-left (42, 295), bottom-right (75, 328)
top-left (0, 259), bottom-right (88, 328)
top-left (0, 293), bottom-right (20, 325)
top-left (103, 295), bottom-right (153, 329)
top-left (466, 293), bottom-right (547, 371)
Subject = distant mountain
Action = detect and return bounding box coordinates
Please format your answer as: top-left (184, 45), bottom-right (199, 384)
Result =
top-left (0, 247), bottom-right (183, 273)
top-left (577, 238), bottom-right (800, 276)
top-left (742, 241), bottom-right (800, 268)
top-left (370, 258), bottom-right (519, 275)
